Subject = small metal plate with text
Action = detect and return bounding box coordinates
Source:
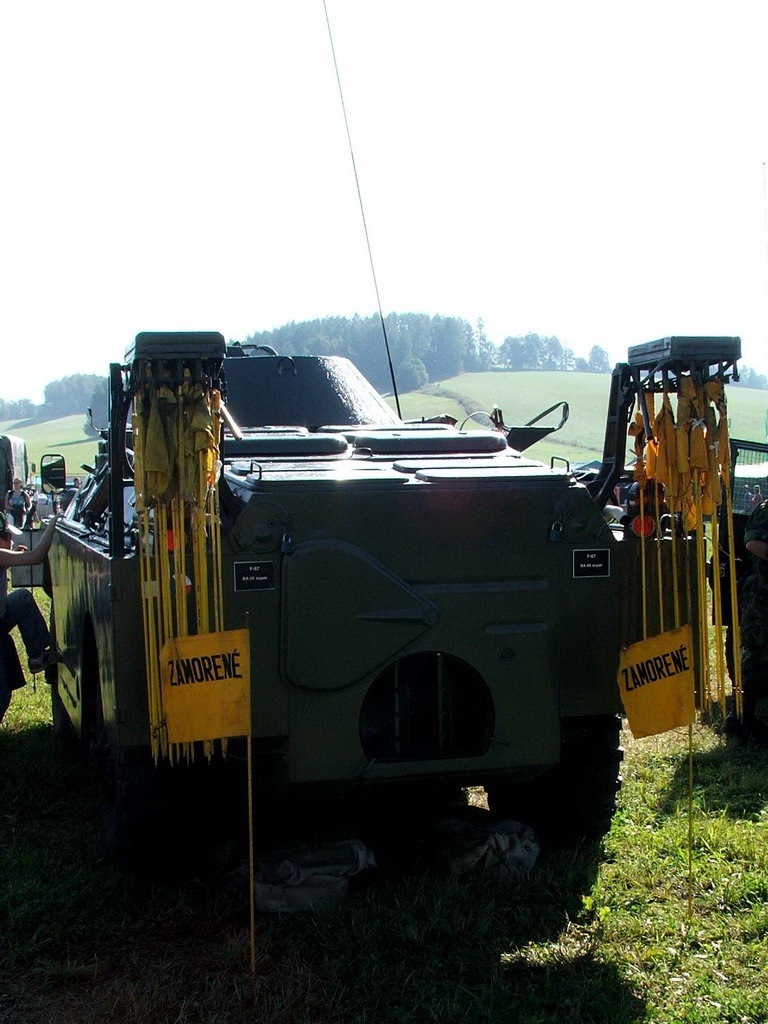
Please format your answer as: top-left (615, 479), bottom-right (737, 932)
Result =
top-left (573, 549), bottom-right (610, 579)
top-left (234, 561), bottom-right (276, 591)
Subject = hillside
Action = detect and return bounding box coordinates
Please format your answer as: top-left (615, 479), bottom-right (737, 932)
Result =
top-left (393, 371), bottom-right (768, 465)
top-left (0, 415), bottom-right (100, 478)
top-left (3, 372), bottom-right (765, 478)
top-left (392, 371), bottom-right (610, 464)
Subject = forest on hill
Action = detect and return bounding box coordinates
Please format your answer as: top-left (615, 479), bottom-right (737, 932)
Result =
top-left (3, 364), bottom-right (766, 473)
top-left (2, 314), bottom-right (766, 423)
top-left (242, 314), bottom-right (613, 393)
top-left (244, 314), bottom-right (768, 392)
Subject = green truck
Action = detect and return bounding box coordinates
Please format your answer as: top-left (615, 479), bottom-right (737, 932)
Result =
top-left (40, 333), bottom-right (739, 861)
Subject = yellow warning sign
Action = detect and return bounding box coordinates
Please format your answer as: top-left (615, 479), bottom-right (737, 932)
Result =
top-left (161, 628), bottom-right (250, 744)
top-left (617, 625), bottom-right (695, 738)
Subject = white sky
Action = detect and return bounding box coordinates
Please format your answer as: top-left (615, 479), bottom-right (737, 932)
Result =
top-left (2, 1), bottom-right (768, 403)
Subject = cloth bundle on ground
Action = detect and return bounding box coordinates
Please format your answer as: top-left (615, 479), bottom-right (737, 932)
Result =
top-left (253, 839), bottom-right (377, 913)
top-left (418, 817), bottom-right (540, 879)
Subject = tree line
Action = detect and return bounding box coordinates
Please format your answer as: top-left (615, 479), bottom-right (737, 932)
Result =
top-left (733, 365), bottom-right (768, 390)
top-left (1, 317), bottom-right (766, 419)
top-left (0, 374), bottom-right (107, 427)
top-left (241, 315), bottom-right (613, 393)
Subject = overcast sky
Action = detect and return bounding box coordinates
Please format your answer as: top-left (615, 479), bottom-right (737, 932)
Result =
top-left (2, 1), bottom-right (768, 403)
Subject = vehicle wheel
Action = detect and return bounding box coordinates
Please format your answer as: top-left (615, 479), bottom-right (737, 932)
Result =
top-left (47, 617), bottom-right (76, 740)
top-left (80, 625), bottom-right (115, 795)
top-left (105, 752), bottom-right (172, 873)
top-left (486, 714), bottom-right (623, 844)
top-left (50, 673), bottom-right (76, 740)
top-left (107, 751), bottom-right (247, 878)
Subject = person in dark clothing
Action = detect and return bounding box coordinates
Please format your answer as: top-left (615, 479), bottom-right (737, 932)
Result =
top-left (708, 502), bottom-right (750, 689)
top-left (5, 478), bottom-right (30, 529)
top-left (733, 498), bottom-right (768, 742)
top-left (0, 511), bottom-right (61, 724)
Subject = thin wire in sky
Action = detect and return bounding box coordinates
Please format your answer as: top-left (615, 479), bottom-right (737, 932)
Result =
top-left (322, 0), bottom-right (402, 416)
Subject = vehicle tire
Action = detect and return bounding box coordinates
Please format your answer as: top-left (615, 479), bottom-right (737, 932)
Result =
top-left (107, 751), bottom-right (247, 878)
top-left (486, 714), bottom-right (623, 844)
top-left (80, 625), bottom-right (112, 780)
top-left (47, 616), bottom-right (76, 740)
top-left (50, 672), bottom-right (76, 740)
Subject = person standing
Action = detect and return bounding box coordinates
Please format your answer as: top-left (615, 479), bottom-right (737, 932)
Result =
top-left (0, 511), bottom-right (61, 724)
top-left (59, 477), bottom-right (82, 512)
top-left (735, 497), bottom-right (768, 742)
top-left (23, 478), bottom-right (39, 529)
top-left (5, 478), bottom-right (31, 529)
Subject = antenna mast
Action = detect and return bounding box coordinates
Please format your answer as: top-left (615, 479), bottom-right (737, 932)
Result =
top-left (322, 1), bottom-right (402, 417)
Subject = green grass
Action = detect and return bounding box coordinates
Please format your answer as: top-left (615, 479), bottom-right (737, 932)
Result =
top-left (0, 414), bottom-right (100, 479)
top-left (396, 371), bottom-right (768, 465)
top-left (3, 377), bottom-right (768, 1021)
top-left (4, 646), bottom-right (768, 1023)
top-left (4, 373), bottom-right (766, 478)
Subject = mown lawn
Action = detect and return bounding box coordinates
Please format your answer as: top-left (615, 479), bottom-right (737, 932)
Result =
top-left (0, 415), bottom-right (99, 478)
top-left (2, 662), bottom-right (768, 1023)
top-left (5, 372), bottom-right (766, 480)
top-left (392, 371), bottom-right (768, 467)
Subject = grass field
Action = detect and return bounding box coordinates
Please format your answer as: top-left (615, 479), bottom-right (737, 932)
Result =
top-left (3, 373), bottom-right (766, 476)
top-left (394, 372), bottom-right (768, 465)
top-left (0, 414), bottom-right (99, 479)
top-left (2, 374), bottom-right (768, 1022)
top-left (3, 614), bottom-right (768, 1022)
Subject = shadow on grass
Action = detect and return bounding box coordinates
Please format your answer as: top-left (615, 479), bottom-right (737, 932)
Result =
top-left (660, 732), bottom-right (768, 820)
top-left (0, 724), bottom-right (138, 960)
top-left (1, 724), bottom-right (644, 1023)
top-left (0, 722), bottom-right (91, 824)
top-left (287, 846), bottom-right (645, 1023)
top-left (1, 414), bottom-right (93, 430)
top-left (45, 437), bottom-right (95, 450)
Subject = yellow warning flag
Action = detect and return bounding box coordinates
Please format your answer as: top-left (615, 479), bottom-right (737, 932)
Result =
top-left (160, 628), bottom-right (250, 745)
top-left (617, 625), bottom-right (695, 738)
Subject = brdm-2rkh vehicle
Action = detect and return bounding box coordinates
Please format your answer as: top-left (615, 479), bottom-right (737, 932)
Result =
top-left (40, 332), bottom-right (740, 856)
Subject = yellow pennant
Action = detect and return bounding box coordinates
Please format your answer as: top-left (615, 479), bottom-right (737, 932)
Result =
top-left (617, 625), bottom-right (695, 738)
top-left (161, 628), bottom-right (250, 744)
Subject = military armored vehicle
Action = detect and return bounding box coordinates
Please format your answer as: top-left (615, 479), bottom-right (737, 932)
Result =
top-left (40, 332), bottom-right (738, 858)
